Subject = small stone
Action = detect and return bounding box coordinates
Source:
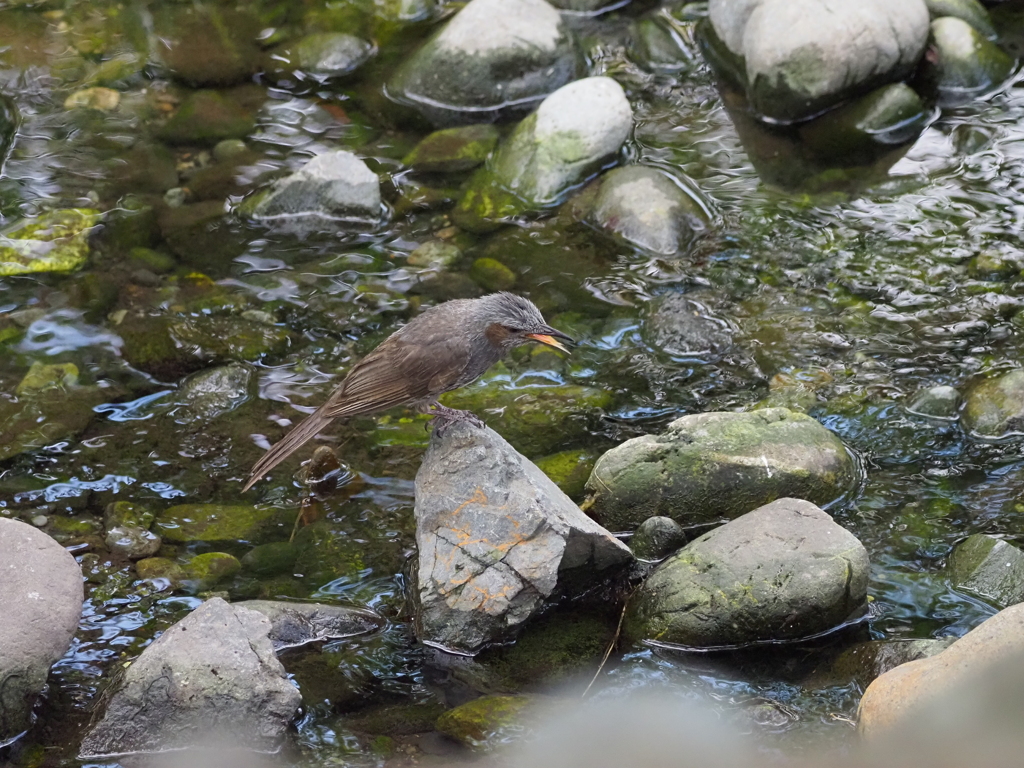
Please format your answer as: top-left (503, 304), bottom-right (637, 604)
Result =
top-left (157, 90), bottom-right (255, 146)
top-left (926, 0), bottom-right (996, 38)
top-left (64, 86), bottom-right (120, 111)
top-left (241, 542), bottom-right (299, 576)
top-left (31, 514), bottom-right (48, 527)
top-left (926, 16), bottom-right (1013, 102)
top-left (630, 516), bottom-right (687, 560)
top-left (212, 138), bottom-right (249, 162)
top-left (469, 257), bottom-right (516, 291)
top-left (238, 599), bottom-right (384, 650)
top-left (163, 187), bottom-right (188, 207)
top-left (183, 552), bottom-right (242, 590)
top-left (0, 209), bottom-right (101, 277)
top-left (907, 385), bottom-right (961, 419)
top-left (962, 369), bottom-right (1024, 438)
top-left (16, 362), bottom-right (79, 395)
top-left (106, 525), bottom-right (162, 560)
top-left (643, 293), bottom-right (733, 360)
top-left (436, 695), bottom-right (536, 752)
top-left (136, 557), bottom-right (185, 584)
top-left (287, 32), bottom-right (374, 78)
top-left (403, 124), bottom-right (500, 173)
top-left (408, 240), bottom-right (461, 268)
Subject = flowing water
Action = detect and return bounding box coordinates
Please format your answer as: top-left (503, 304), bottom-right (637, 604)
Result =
top-left (1, 0), bottom-right (1023, 764)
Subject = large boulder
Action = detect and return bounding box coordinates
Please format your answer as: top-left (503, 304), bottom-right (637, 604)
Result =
top-left (962, 369), bottom-right (1024, 439)
top-left (705, 0), bottom-right (930, 123)
top-left (388, 0), bottom-right (579, 126)
top-left (947, 534), bottom-right (1024, 609)
top-left (454, 77), bottom-right (633, 231)
top-left (623, 498), bottom-right (869, 648)
top-left (584, 408), bottom-right (856, 531)
top-left (79, 598), bottom-right (301, 758)
top-left (858, 603), bottom-right (1024, 737)
top-left (414, 422), bottom-right (632, 654)
top-left (0, 518), bottom-right (84, 745)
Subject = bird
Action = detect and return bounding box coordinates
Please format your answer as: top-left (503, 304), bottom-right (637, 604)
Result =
top-left (242, 292), bottom-right (574, 491)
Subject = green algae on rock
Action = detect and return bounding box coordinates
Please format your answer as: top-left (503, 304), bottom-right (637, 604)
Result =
top-left (241, 541), bottom-right (299, 577)
top-left (947, 533), bottom-right (1024, 608)
top-left (403, 124), bottom-right (499, 173)
top-left (925, 16), bottom-right (1014, 104)
top-left (157, 90), bottom-right (254, 146)
top-left (16, 362), bottom-right (79, 395)
top-left (435, 695), bottom-right (536, 751)
top-left (468, 257), bottom-right (516, 291)
top-left (154, 504), bottom-right (287, 544)
top-left (961, 369), bottom-right (1024, 438)
top-left (532, 448), bottom-right (599, 499)
top-left (183, 552), bottom-right (243, 591)
top-left (0, 209), bottom-right (100, 277)
top-left (585, 408), bottom-right (857, 531)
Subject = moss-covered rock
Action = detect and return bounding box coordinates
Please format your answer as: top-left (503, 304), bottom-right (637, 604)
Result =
top-left (280, 32), bottom-right (374, 79)
top-left (128, 247), bottom-right (178, 274)
top-left (630, 516), bottom-right (687, 561)
top-left (585, 408), bottom-right (857, 531)
top-left (0, 209), bottom-right (100, 276)
top-left (407, 240), bottom-right (461, 268)
top-left (947, 534), bottom-right (1024, 608)
top-left (926, 0), bottom-right (995, 38)
top-left (135, 556), bottom-right (185, 584)
top-left (154, 504), bottom-right (287, 544)
top-left (962, 370), bottom-right (1024, 438)
top-left (532, 448), bottom-right (599, 499)
top-left (152, 4), bottom-right (263, 88)
top-left (15, 362), bottom-right (79, 395)
top-left (64, 87), bottom-right (119, 111)
top-left (809, 638), bottom-right (956, 689)
top-left (623, 498), bottom-right (869, 648)
top-left (157, 90), bottom-right (254, 146)
top-left (924, 16), bottom-right (1013, 103)
top-left (241, 541), bottom-right (299, 576)
top-left (344, 701), bottom-right (448, 736)
top-left (403, 124), bottom-right (499, 173)
top-left (468, 257), bottom-right (516, 291)
top-left (435, 695), bottom-right (535, 751)
top-left (183, 552), bottom-right (242, 590)
top-left (291, 520), bottom-right (370, 586)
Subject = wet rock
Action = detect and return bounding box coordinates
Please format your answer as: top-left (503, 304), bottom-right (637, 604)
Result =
top-left (414, 422), bottom-right (631, 654)
top-left (947, 534), bottom-right (1024, 608)
top-left (388, 0), bottom-right (579, 126)
top-left (157, 200), bottom-right (245, 267)
top-left (970, 248), bottom-right (1023, 278)
top-left (630, 516), bottom-right (687, 560)
top-left (584, 408), bottom-right (856, 531)
top-left (105, 501), bottom-right (155, 530)
top-left (644, 293), bottom-right (734, 360)
top-left (157, 90), bottom-right (255, 146)
top-left (238, 600), bottom-right (384, 650)
top-left (532, 448), bottom-right (599, 499)
top-left (623, 498), bottom-right (869, 648)
top-left (105, 526), bottom-right (161, 560)
top-left (239, 150), bottom-right (382, 224)
top-left (241, 542), bottom-right (299, 576)
top-left (706, 0), bottom-right (929, 123)
top-left (454, 77), bottom-right (632, 231)
top-left (408, 240), bottom-right (461, 268)
top-left (212, 139), bottom-right (249, 163)
top-left (128, 247), bottom-right (177, 274)
top-left (280, 33), bottom-right (374, 79)
top-left (962, 369), bottom-right (1024, 438)
top-left (925, 17), bottom-right (1013, 103)
top-left (64, 86), bottom-right (119, 111)
top-left (154, 504), bottom-right (286, 545)
top-left (173, 363), bottom-right (254, 423)
top-left (79, 598), bottom-right (301, 758)
top-left (136, 557), bottom-right (185, 585)
top-left (436, 695), bottom-right (536, 751)
top-left (809, 638), bottom-right (956, 688)
top-left (291, 519), bottom-right (377, 586)
top-left (907, 384), bottom-right (961, 419)
top-left (858, 603), bottom-right (1024, 737)
top-left (587, 166), bottom-right (709, 256)
top-left (403, 124), bottom-right (499, 173)
top-left (926, 0), bottom-right (996, 38)
top-left (0, 518), bottom-right (84, 745)
top-left (103, 144), bottom-right (179, 197)
top-left (183, 552), bottom-right (242, 591)
top-left (633, 15), bottom-right (698, 72)
top-left (153, 5), bottom-right (264, 87)
top-left (15, 361), bottom-right (78, 395)
top-left (469, 257), bottom-right (516, 291)
top-left (83, 53), bottom-right (143, 88)
top-left (346, 701), bottom-right (447, 736)
top-left (0, 209), bottom-right (100, 276)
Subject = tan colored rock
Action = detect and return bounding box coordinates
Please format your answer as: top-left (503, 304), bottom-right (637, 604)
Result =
top-left (858, 603), bottom-right (1024, 737)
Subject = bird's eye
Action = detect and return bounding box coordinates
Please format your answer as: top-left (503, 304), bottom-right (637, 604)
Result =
top-left (502, 324), bottom-right (524, 334)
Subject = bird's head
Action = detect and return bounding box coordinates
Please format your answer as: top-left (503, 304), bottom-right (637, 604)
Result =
top-left (478, 292), bottom-right (575, 354)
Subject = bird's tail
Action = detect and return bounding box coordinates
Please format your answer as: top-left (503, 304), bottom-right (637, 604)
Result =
top-left (242, 407), bottom-right (334, 492)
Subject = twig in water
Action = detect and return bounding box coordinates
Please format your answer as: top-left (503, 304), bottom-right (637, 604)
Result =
top-left (582, 597), bottom-right (629, 698)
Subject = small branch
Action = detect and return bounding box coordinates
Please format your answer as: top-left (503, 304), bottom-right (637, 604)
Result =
top-left (582, 597), bottom-right (629, 698)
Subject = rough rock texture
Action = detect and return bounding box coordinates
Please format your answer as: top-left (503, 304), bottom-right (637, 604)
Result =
top-left (623, 498), bottom-right (869, 648)
top-left (926, 16), bottom-right (1013, 102)
top-left (589, 166), bottom-right (709, 255)
top-left (947, 534), bottom-right (1024, 608)
top-left (240, 150), bottom-right (382, 223)
top-left (0, 518), bottom-right (84, 745)
top-left (79, 598), bottom-right (301, 758)
top-left (414, 422), bottom-right (631, 654)
top-left (858, 603), bottom-right (1024, 737)
top-left (962, 369), bottom-right (1024, 438)
top-left (630, 516), bottom-right (687, 561)
top-left (585, 408), bottom-right (856, 531)
top-left (643, 292), bottom-right (734, 361)
top-left (238, 600), bottom-right (385, 650)
top-left (388, 0), bottom-right (578, 126)
top-left (707, 0), bottom-right (930, 123)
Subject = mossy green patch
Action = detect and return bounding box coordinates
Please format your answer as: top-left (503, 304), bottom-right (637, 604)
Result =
top-left (183, 552), bottom-right (242, 590)
top-left (468, 257), bottom-right (516, 291)
top-left (403, 124), bottom-right (499, 173)
top-left (0, 209), bottom-right (100, 276)
top-left (157, 90), bottom-right (254, 146)
top-left (435, 695), bottom-right (534, 751)
top-left (154, 504), bottom-right (287, 544)
top-left (16, 362), bottom-right (79, 395)
top-left (533, 449), bottom-right (599, 499)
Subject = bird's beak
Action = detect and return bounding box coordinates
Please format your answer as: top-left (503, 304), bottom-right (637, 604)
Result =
top-left (526, 326), bottom-right (574, 354)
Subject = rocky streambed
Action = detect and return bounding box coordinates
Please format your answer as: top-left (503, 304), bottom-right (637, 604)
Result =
top-left (3, 0), bottom-right (1024, 764)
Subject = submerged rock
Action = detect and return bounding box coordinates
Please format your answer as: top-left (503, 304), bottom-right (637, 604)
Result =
top-left (182, 552), bottom-right (242, 590)
top-left (810, 638), bottom-right (956, 689)
top-left (0, 518), bottom-right (84, 745)
top-left (414, 422), bottom-right (631, 654)
top-left (388, 0), bottom-right (579, 126)
top-left (403, 124), bottom-right (499, 173)
top-left (907, 384), bottom-right (961, 419)
top-left (858, 603), bottom-right (1024, 737)
top-left (157, 90), bottom-right (255, 146)
top-left (961, 369), bottom-right (1024, 438)
top-left (644, 292), bottom-right (734, 360)
top-left (281, 33), bottom-right (374, 79)
top-left (173, 363), bottom-right (254, 423)
top-left (80, 598), bottom-right (301, 758)
top-left (630, 516), bottom-right (687, 561)
top-left (239, 150), bottom-right (382, 224)
top-left (584, 408), bottom-right (856, 531)
top-left (105, 525), bottom-right (161, 560)
top-left (587, 166), bottom-right (709, 255)
top-left (947, 534), bottom-right (1024, 608)
top-left (925, 16), bottom-right (1013, 103)
top-left (623, 498), bottom-right (869, 648)
top-left (238, 600), bottom-right (384, 650)
top-left (436, 695), bottom-right (537, 751)
top-left (154, 504), bottom-right (286, 544)
top-left (0, 209), bottom-right (100, 277)
top-left (706, 0), bottom-right (929, 123)
top-left (152, 5), bottom-right (264, 87)
top-left (454, 77), bottom-right (633, 231)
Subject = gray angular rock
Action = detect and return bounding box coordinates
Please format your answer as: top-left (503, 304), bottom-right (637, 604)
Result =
top-left (388, 0), bottom-right (579, 126)
top-left (238, 600), bottom-right (384, 650)
top-left (630, 516), bottom-right (687, 561)
top-left (584, 408), bottom-right (856, 531)
top-left (623, 498), bottom-right (869, 648)
top-left (644, 293), bottom-right (734, 360)
top-left (589, 166), bottom-right (709, 255)
top-left (0, 518), bottom-right (84, 745)
top-left (79, 598), bottom-right (301, 758)
top-left (414, 422), bottom-right (632, 654)
top-left (708, 0), bottom-right (930, 123)
top-left (907, 385), bottom-right (961, 419)
top-left (240, 150), bottom-right (382, 223)
top-left (947, 534), bottom-right (1024, 608)
top-left (962, 369), bottom-right (1024, 439)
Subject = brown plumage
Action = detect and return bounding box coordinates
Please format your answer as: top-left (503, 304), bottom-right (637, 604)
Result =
top-left (242, 292), bottom-right (573, 491)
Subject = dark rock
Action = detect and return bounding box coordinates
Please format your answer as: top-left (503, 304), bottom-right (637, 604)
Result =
top-left (0, 518), bottom-right (84, 745)
top-left (907, 385), bottom-right (961, 419)
top-left (157, 91), bottom-right (255, 146)
top-left (103, 143), bottom-right (179, 197)
top-left (623, 498), bottom-right (869, 648)
top-left (810, 638), bottom-right (956, 689)
top-left (238, 600), bottom-right (384, 650)
top-left (948, 533), bottom-right (1024, 608)
top-left (403, 124), bottom-right (499, 173)
top-left (414, 422), bottom-right (631, 654)
top-left (644, 293), bottom-right (733, 360)
top-left (584, 408), bottom-right (856, 531)
top-left (157, 200), bottom-right (246, 267)
top-left (241, 542), bottom-right (299, 576)
top-left (630, 516), bottom-right (687, 560)
top-left (962, 369), bottom-right (1024, 438)
top-left (153, 5), bottom-right (264, 87)
top-left (79, 598), bottom-right (301, 758)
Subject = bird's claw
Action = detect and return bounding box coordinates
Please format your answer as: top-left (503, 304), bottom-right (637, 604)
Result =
top-left (430, 405), bottom-right (484, 436)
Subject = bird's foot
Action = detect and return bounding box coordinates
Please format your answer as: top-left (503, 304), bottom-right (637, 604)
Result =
top-left (430, 404), bottom-right (484, 436)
